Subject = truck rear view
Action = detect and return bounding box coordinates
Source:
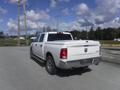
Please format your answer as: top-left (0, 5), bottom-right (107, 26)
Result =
top-left (58, 40), bottom-right (101, 69)
top-left (30, 32), bottom-right (101, 75)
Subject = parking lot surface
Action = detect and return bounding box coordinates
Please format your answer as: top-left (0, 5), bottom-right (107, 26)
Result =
top-left (0, 47), bottom-right (120, 90)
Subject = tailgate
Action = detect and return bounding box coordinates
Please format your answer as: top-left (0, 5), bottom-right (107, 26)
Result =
top-left (67, 42), bottom-right (100, 61)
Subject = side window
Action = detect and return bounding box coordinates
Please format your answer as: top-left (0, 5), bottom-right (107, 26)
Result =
top-left (39, 34), bottom-right (45, 42)
top-left (34, 35), bottom-right (39, 42)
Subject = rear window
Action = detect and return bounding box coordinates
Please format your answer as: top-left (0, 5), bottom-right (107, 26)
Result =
top-left (48, 34), bottom-right (72, 41)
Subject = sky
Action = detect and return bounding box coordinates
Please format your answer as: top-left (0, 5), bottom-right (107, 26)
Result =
top-left (0, 0), bottom-right (120, 35)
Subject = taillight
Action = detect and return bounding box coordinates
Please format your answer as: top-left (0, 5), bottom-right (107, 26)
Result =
top-left (60, 48), bottom-right (67, 59)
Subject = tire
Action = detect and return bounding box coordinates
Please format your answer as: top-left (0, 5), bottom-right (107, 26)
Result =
top-left (45, 55), bottom-right (57, 75)
top-left (30, 47), bottom-right (34, 59)
top-left (82, 66), bottom-right (88, 69)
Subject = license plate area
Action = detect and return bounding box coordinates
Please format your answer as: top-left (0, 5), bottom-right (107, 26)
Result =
top-left (80, 59), bottom-right (93, 65)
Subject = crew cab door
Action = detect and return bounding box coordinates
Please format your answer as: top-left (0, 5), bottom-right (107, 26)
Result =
top-left (32, 35), bottom-right (40, 56)
top-left (36, 34), bottom-right (45, 59)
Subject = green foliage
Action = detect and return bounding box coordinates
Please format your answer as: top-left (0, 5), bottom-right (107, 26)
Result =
top-left (0, 31), bottom-right (4, 38)
top-left (88, 27), bottom-right (95, 40)
top-left (0, 39), bottom-right (31, 46)
top-left (70, 30), bottom-right (88, 40)
top-left (70, 27), bottom-right (120, 40)
top-left (100, 40), bottom-right (120, 44)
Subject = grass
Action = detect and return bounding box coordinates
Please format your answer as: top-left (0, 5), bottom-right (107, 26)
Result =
top-left (0, 38), bottom-right (31, 46)
top-left (0, 38), bottom-right (120, 47)
top-left (100, 40), bottom-right (120, 47)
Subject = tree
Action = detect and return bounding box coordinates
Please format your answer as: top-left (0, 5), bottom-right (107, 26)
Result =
top-left (80, 30), bottom-right (88, 40)
top-left (0, 31), bottom-right (4, 38)
top-left (70, 27), bottom-right (120, 40)
top-left (70, 30), bottom-right (81, 40)
top-left (46, 26), bottom-right (52, 32)
top-left (88, 27), bottom-right (95, 40)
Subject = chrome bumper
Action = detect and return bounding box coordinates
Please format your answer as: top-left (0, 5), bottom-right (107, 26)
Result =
top-left (58, 57), bottom-right (101, 69)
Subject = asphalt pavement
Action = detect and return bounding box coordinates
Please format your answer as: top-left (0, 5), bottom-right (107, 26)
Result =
top-left (0, 47), bottom-right (120, 90)
top-left (102, 47), bottom-right (120, 64)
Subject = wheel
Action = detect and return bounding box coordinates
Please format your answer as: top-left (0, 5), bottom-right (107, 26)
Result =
top-left (45, 55), bottom-right (57, 75)
top-left (82, 66), bottom-right (88, 69)
top-left (30, 47), bottom-right (34, 59)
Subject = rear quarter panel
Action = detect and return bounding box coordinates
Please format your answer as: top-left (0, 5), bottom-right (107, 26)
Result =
top-left (44, 43), bottom-right (65, 66)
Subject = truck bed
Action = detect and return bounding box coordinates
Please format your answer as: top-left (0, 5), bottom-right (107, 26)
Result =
top-left (46, 40), bottom-right (100, 61)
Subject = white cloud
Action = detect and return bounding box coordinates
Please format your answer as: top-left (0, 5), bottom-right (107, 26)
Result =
top-left (94, 15), bottom-right (105, 24)
top-left (46, 8), bottom-right (50, 13)
top-left (62, 8), bottom-right (69, 16)
top-left (8, 0), bottom-right (27, 4)
top-left (96, 0), bottom-right (120, 13)
top-left (50, 0), bottom-right (57, 8)
top-left (25, 10), bottom-right (50, 21)
top-left (113, 17), bottom-right (120, 23)
top-left (98, 21), bottom-right (120, 29)
top-left (50, 0), bottom-right (71, 8)
top-left (51, 0), bottom-right (120, 30)
top-left (94, 0), bottom-right (120, 24)
top-left (7, 9), bottom-right (49, 32)
top-left (7, 0), bottom-right (17, 3)
top-left (27, 20), bottom-right (46, 30)
top-left (52, 20), bottom-right (89, 31)
top-left (74, 0), bottom-right (120, 29)
top-left (69, 21), bottom-right (82, 30)
top-left (0, 7), bottom-right (7, 14)
top-left (53, 16), bottom-right (120, 31)
top-left (59, 0), bottom-right (71, 2)
top-left (75, 3), bottom-right (89, 15)
top-left (58, 22), bottom-right (71, 31)
top-left (7, 18), bottom-right (47, 31)
top-left (0, 19), bottom-right (3, 23)
top-left (7, 19), bottom-right (18, 30)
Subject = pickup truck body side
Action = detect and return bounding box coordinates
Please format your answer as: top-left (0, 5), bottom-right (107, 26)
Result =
top-left (31, 32), bottom-right (101, 72)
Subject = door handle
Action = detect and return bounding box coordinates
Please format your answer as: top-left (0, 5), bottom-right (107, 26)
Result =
top-left (40, 45), bottom-right (42, 47)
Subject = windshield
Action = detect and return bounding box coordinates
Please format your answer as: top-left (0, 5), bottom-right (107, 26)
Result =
top-left (47, 34), bottom-right (72, 41)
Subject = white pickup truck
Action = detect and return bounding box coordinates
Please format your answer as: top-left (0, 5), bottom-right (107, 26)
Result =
top-left (30, 32), bottom-right (101, 75)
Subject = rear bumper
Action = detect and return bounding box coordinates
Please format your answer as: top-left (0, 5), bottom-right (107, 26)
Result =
top-left (57, 57), bottom-right (101, 69)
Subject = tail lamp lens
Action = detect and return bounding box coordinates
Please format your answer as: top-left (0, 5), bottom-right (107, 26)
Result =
top-left (60, 48), bottom-right (67, 59)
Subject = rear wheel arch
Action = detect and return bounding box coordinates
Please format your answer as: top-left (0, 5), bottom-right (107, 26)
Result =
top-left (45, 52), bottom-right (57, 75)
top-left (46, 52), bottom-right (53, 60)
top-left (46, 52), bottom-right (56, 67)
